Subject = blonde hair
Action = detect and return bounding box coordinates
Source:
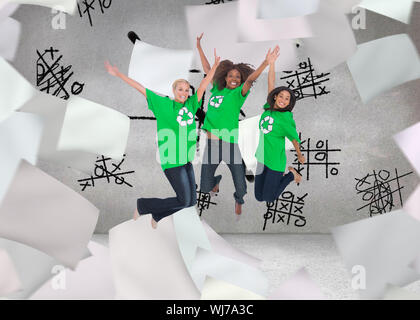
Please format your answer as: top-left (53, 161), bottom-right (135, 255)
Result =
top-left (172, 79), bottom-right (190, 91)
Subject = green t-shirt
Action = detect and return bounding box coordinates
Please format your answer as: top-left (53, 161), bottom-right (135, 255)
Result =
top-left (202, 82), bottom-right (250, 143)
top-left (146, 89), bottom-right (201, 171)
top-left (255, 104), bottom-right (301, 172)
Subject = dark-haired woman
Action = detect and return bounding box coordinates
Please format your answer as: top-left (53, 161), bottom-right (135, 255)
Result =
top-left (254, 46), bottom-right (305, 203)
top-left (196, 33), bottom-right (276, 216)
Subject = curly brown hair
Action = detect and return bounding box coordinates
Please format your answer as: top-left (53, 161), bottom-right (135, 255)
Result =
top-left (213, 60), bottom-right (255, 90)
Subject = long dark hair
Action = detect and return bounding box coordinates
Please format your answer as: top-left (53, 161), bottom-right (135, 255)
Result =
top-left (213, 60), bottom-right (255, 90)
top-left (265, 86), bottom-right (297, 112)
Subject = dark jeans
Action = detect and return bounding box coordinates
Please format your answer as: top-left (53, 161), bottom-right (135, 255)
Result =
top-left (137, 162), bottom-right (197, 222)
top-left (254, 162), bottom-right (294, 202)
top-left (200, 139), bottom-right (247, 204)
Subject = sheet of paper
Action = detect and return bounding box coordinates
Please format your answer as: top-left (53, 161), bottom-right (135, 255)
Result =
top-left (185, 2), bottom-right (297, 72)
top-left (269, 267), bottom-right (325, 299)
top-left (20, 92), bottom-right (97, 173)
top-left (238, 0), bottom-right (313, 42)
top-left (257, 0), bottom-right (320, 19)
top-left (29, 241), bottom-right (115, 300)
top-left (7, 0), bottom-right (76, 14)
top-left (0, 248), bottom-right (22, 296)
top-left (405, 185), bottom-right (420, 222)
top-left (0, 160), bottom-right (99, 269)
top-left (358, 0), bottom-right (414, 24)
top-left (191, 248), bottom-right (269, 297)
top-left (128, 41), bottom-right (193, 98)
top-left (0, 112), bottom-right (43, 205)
top-left (201, 276), bottom-right (266, 300)
top-left (173, 206), bottom-right (211, 274)
top-left (201, 220), bottom-right (261, 269)
top-left (394, 121), bottom-right (420, 176)
top-left (0, 57), bottom-right (37, 122)
top-left (331, 210), bottom-right (420, 299)
top-left (383, 284), bottom-right (420, 300)
top-left (109, 217), bottom-right (200, 300)
top-left (0, 238), bottom-right (58, 299)
top-left (57, 95), bottom-right (130, 161)
top-left (0, 17), bottom-right (20, 61)
top-left (0, 3), bottom-right (19, 20)
top-left (347, 34), bottom-right (420, 103)
top-left (301, 0), bottom-right (357, 71)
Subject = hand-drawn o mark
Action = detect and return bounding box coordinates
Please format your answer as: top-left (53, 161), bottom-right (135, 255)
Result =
top-left (330, 167), bottom-right (339, 175)
top-left (176, 107), bottom-right (194, 127)
top-left (260, 115), bottom-right (274, 134)
top-left (71, 82), bottom-right (84, 95)
top-left (209, 95), bottom-right (224, 108)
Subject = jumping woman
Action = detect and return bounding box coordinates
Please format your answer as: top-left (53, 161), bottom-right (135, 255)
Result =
top-left (105, 52), bottom-right (220, 228)
top-left (254, 46), bottom-right (305, 203)
top-left (196, 33), bottom-right (277, 216)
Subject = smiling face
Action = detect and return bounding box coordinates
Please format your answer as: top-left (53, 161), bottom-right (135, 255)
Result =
top-left (173, 81), bottom-right (190, 104)
top-left (225, 69), bottom-right (241, 89)
top-left (274, 90), bottom-right (291, 109)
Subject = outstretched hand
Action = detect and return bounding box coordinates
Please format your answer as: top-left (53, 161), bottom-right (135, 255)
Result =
top-left (213, 48), bottom-right (221, 66)
top-left (298, 154), bottom-right (305, 165)
top-left (266, 45), bottom-right (280, 64)
top-left (196, 32), bottom-right (204, 48)
top-left (104, 60), bottom-right (119, 76)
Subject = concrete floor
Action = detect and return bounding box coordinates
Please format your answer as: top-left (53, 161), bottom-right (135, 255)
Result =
top-left (92, 233), bottom-right (420, 300)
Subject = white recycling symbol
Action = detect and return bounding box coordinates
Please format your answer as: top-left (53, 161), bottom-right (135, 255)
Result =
top-left (260, 116), bottom-right (274, 134)
top-left (209, 95), bottom-right (224, 108)
top-left (176, 107), bottom-right (194, 127)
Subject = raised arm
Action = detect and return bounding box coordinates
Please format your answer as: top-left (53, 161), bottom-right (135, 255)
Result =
top-left (268, 45), bottom-right (279, 94)
top-left (197, 49), bottom-right (220, 102)
top-left (241, 45), bottom-right (280, 96)
top-left (196, 33), bottom-right (211, 74)
top-left (105, 60), bottom-right (146, 97)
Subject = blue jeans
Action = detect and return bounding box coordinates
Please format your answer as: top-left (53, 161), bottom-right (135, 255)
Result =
top-left (254, 162), bottom-right (294, 202)
top-left (200, 139), bottom-right (247, 204)
top-left (137, 162), bottom-right (197, 222)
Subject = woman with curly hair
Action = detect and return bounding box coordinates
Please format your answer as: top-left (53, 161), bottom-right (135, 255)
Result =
top-left (104, 51), bottom-right (220, 229)
top-left (254, 46), bottom-right (305, 203)
top-left (196, 33), bottom-right (277, 216)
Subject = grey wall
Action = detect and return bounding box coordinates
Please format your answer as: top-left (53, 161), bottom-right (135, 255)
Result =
top-left (10, 0), bottom-right (420, 233)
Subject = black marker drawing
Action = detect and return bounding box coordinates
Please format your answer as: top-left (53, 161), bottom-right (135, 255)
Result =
top-left (196, 185), bottom-right (217, 216)
top-left (77, 0), bottom-right (112, 27)
top-left (290, 132), bottom-right (341, 181)
top-left (355, 168), bottom-right (414, 216)
top-left (280, 57), bottom-right (330, 101)
top-left (78, 155), bottom-right (135, 191)
top-left (36, 47), bottom-right (85, 100)
top-left (205, 0), bottom-right (233, 4)
top-left (263, 191), bottom-right (308, 231)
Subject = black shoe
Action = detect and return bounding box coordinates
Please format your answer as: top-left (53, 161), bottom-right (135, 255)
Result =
top-left (127, 31), bottom-right (141, 44)
top-left (245, 171), bottom-right (255, 183)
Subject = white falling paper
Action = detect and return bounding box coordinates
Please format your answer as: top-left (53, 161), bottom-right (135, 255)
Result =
top-left (347, 34), bottom-right (420, 103)
top-left (0, 248), bottom-right (22, 296)
top-left (29, 241), bottom-right (115, 300)
top-left (358, 0), bottom-right (414, 24)
top-left (331, 210), bottom-right (420, 299)
top-left (0, 57), bottom-right (37, 122)
top-left (201, 276), bottom-right (266, 300)
top-left (0, 160), bottom-right (99, 270)
top-left (0, 112), bottom-right (43, 205)
top-left (0, 17), bottom-right (20, 61)
top-left (0, 238), bottom-right (58, 299)
top-left (128, 41), bottom-right (193, 98)
top-left (257, 0), bottom-right (320, 19)
top-left (6, 0), bottom-right (76, 14)
top-left (57, 95), bottom-right (130, 161)
top-left (394, 121), bottom-right (420, 176)
top-left (185, 2), bottom-right (297, 72)
top-left (238, 0), bottom-right (313, 42)
top-left (269, 267), bottom-right (325, 300)
top-left (109, 217), bottom-right (200, 300)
